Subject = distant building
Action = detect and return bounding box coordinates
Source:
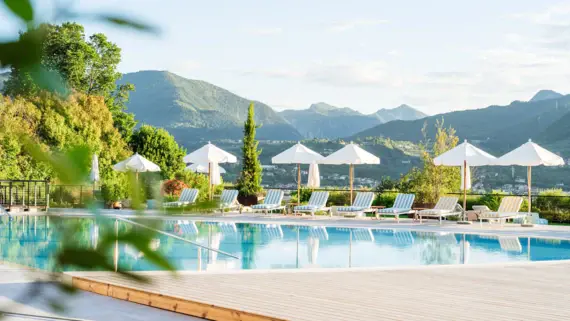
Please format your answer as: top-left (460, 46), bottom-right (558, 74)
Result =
top-left (261, 165), bottom-right (277, 170)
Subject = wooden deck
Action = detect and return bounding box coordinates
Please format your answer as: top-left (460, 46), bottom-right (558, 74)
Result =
top-left (69, 260), bottom-right (570, 321)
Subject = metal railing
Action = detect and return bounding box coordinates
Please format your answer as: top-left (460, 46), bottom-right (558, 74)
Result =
top-left (0, 311), bottom-right (91, 321)
top-left (115, 217), bottom-right (239, 259)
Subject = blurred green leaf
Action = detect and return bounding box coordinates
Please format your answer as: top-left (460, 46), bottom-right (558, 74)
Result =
top-left (22, 140), bottom-right (90, 184)
top-left (97, 14), bottom-right (158, 33)
top-left (3, 0), bottom-right (34, 22)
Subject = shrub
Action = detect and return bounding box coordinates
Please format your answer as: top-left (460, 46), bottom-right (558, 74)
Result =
top-left (101, 179), bottom-right (128, 203)
top-left (373, 192), bottom-right (397, 207)
top-left (327, 191), bottom-right (352, 206)
top-left (163, 179), bottom-right (188, 197)
top-left (290, 188), bottom-right (312, 203)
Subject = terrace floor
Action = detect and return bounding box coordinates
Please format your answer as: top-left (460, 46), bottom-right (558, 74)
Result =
top-left (68, 260), bottom-right (570, 321)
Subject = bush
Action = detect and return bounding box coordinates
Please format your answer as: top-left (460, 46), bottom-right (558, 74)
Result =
top-left (373, 192), bottom-right (397, 207)
top-left (290, 188), bottom-right (312, 203)
top-left (327, 191), bottom-right (352, 206)
top-left (163, 179), bottom-right (188, 197)
top-left (101, 178), bottom-right (128, 203)
top-left (174, 170), bottom-right (224, 202)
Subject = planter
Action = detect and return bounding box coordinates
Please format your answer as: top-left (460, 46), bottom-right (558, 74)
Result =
top-left (238, 194), bottom-right (259, 206)
top-left (112, 201), bottom-right (122, 210)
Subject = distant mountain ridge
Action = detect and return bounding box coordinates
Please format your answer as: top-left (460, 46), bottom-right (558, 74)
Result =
top-left (351, 90), bottom-right (570, 155)
top-left (530, 90), bottom-right (563, 102)
top-left (120, 70), bottom-right (302, 144)
top-left (280, 102), bottom-right (427, 139)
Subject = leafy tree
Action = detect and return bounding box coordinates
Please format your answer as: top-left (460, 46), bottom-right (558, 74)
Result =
top-left (3, 22), bottom-right (137, 140)
top-left (402, 119), bottom-right (460, 204)
top-left (130, 124), bottom-right (186, 178)
top-left (0, 93), bottom-right (130, 181)
top-left (237, 102), bottom-right (262, 196)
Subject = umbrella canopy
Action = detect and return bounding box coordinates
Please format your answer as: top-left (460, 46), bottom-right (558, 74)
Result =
top-left (495, 139), bottom-right (564, 224)
top-left (433, 140), bottom-right (496, 223)
top-left (89, 154), bottom-right (100, 183)
top-left (321, 143), bottom-right (380, 202)
top-left (307, 162), bottom-right (320, 188)
top-left (495, 139), bottom-right (564, 166)
top-left (433, 140), bottom-right (496, 166)
top-left (113, 153), bottom-right (161, 173)
top-left (186, 163), bottom-right (226, 174)
top-left (184, 142), bottom-right (237, 164)
top-left (320, 143), bottom-right (380, 165)
top-left (272, 142), bottom-right (324, 204)
top-left (184, 142), bottom-right (236, 199)
top-left (271, 142), bottom-right (324, 164)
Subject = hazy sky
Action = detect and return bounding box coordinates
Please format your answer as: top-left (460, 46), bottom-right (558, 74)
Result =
top-left (1, 0), bottom-right (570, 115)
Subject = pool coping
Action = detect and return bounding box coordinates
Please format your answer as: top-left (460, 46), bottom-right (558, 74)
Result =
top-left (38, 208), bottom-right (570, 241)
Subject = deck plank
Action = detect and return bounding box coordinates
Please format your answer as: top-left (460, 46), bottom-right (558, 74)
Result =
top-left (69, 261), bottom-right (570, 321)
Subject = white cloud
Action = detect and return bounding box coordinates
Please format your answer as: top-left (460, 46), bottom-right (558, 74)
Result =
top-left (328, 19), bottom-right (389, 32)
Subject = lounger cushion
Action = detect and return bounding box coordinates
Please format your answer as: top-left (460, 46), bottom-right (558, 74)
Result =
top-left (419, 209), bottom-right (451, 215)
top-left (378, 207), bottom-right (413, 214)
top-left (294, 205), bottom-right (320, 211)
top-left (480, 212), bottom-right (522, 218)
top-left (336, 206), bottom-right (367, 212)
top-left (252, 204), bottom-right (281, 210)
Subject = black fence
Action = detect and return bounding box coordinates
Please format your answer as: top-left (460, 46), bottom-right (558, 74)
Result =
top-left (0, 180), bottom-right (50, 212)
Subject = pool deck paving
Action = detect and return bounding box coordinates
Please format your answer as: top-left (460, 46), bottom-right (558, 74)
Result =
top-left (0, 263), bottom-right (202, 320)
top-left (68, 260), bottom-right (570, 321)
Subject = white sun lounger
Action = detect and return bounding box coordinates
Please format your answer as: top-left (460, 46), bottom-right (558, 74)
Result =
top-left (219, 189), bottom-right (240, 213)
top-left (478, 196), bottom-right (524, 226)
top-left (417, 196), bottom-right (461, 224)
top-left (335, 192), bottom-right (375, 218)
top-left (251, 190), bottom-right (285, 214)
top-left (376, 193), bottom-right (416, 221)
top-left (163, 188), bottom-right (199, 209)
top-left (293, 191), bottom-right (330, 216)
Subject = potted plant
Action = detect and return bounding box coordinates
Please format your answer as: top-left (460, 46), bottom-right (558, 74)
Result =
top-left (236, 103), bottom-right (263, 207)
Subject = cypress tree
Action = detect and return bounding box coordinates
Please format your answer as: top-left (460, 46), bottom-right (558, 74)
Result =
top-left (237, 102), bottom-right (262, 196)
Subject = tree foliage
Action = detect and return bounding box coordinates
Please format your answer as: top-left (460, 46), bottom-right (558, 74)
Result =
top-left (130, 124), bottom-right (186, 179)
top-left (3, 22), bottom-right (137, 141)
top-left (0, 93), bottom-right (130, 181)
top-left (401, 119), bottom-right (460, 204)
top-left (237, 103), bottom-right (263, 196)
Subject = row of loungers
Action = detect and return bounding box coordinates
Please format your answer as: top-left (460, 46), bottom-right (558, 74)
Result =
top-left (164, 188), bottom-right (545, 225)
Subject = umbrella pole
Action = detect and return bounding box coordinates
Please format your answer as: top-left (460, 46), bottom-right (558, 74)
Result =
top-left (297, 163), bottom-right (301, 205)
top-left (523, 166), bottom-right (533, 227)
top-left (463, 160), bottom-right (467, 222)
top-left (348, 164), bottom-right (354, 204)
top-left (209, 162), bottom-right (212, 200)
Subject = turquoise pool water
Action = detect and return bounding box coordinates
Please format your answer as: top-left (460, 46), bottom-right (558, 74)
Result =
top-left (1, 216), bottom-right (570, 272)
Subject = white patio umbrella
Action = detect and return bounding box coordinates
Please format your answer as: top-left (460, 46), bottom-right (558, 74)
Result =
top-left (186, 163), bottom-right (226, 174)
top-left (112, 153), bottom-right (161, 180)
top-left (433, 140), bottom-right (496, 223)
top-left (495, 139), bottom-right (564, 226)
top-left (321, 142), bottom-right (380, 202)
top-left (272, 142), bottom-right (324, 204)
top-left (89, 154), bottom-right (100, 183)
top-left (307, 162), bottom-right (320, 189)
top-left (184, 142), bottom-right (237, 199)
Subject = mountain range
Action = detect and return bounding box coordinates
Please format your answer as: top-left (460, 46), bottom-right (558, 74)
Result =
top-left (280, 102), bottom-right (426, 138)
top-left (120, 70), bottom-right (427, 143)
top-left (352, 90), bottom-right (570, 156)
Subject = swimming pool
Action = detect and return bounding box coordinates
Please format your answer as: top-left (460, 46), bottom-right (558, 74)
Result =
top-left (1, 216), bottom-right (570, 272)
